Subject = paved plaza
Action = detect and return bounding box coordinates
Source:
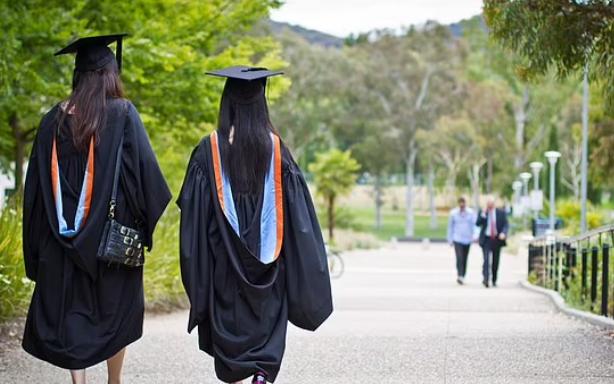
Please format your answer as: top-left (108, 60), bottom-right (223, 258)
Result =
top-left (2, 243), bottom-right (614, 383)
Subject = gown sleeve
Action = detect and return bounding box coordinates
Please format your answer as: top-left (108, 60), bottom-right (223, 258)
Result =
top-left (282, 148), bottom-right (333, 331)
top-left (22, 132), bottom-right (43, 281)
top-left (122, 102), bottom-right (172, 250)
top-left (177, 147), bottom-right (212, 333)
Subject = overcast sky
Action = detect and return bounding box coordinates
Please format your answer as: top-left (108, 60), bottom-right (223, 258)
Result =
top-left (270, 0), bottom-right (484, 37)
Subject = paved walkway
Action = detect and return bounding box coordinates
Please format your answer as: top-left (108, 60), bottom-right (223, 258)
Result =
top-left (2, 243), bottom-right (614, 383)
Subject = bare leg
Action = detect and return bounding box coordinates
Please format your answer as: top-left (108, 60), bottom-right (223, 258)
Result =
top-left (106, 348), bottom-right (126, 384)
top-left (70, 369), bottom-right (86, 384)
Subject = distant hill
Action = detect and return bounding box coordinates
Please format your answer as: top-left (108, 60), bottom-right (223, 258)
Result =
top-left (268, 15), bottom-right (485, 48)
top-left (449, 15), bottom-right (487, 37)
top-left (269, 20), bottom-right (345, 48)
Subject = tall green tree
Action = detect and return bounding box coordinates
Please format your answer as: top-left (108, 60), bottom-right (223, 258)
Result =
top-left (484, 0), bottom-right (614, 108)
top-left (0, 0), bottom-right (287, 193)
top-left (353, 24), bottom-right (463, 237)
top-left (70, 0), bottom-right (287, 190)
top-left (588, 86), bottom-right (614, 190)
top-left (0, 1), bottom-right (83, 190)
top-left (337, 44), bottom-right (401, 230)
top-left (308, 149), bottom-right (360, 242)
top-left (484, 0), bottom-right (614, 231)
top-left (270, 27), bottom-right (347, 166)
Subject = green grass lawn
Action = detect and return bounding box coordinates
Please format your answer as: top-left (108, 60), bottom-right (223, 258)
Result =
top-left (349, 206), bottom-right (447, 241)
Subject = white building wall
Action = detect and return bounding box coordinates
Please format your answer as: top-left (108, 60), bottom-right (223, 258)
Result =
top-left (0, 171), bottom-right (15, 210)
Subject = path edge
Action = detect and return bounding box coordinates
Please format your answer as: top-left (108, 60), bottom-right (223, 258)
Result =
top-left (519, 280), bottom-right (614, 330)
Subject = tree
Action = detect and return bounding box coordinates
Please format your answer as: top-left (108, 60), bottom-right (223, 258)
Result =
top-left (463, 81), bottom-right (509, 202)
top-left (484, 0), bottom-right (614, 232)
top-left (352, 133), bottom-right (399, 230)
top-left (545, 95), bottom-right (586, 200)
top-left (0, 0), bottom-right (287, 193)
top-left (484, 0), bottom-right (614, 107)
top-left (588, 86), bottom-right (614, 189)
top-left (352, 24), bottom-right (462, 237)
top-left (308, 149), bottom-right (360, 242)
top-left (0, 1), bottom-right (83, 191)
top-left (336, 45), bottom-right (401, 230)
top-left (269, 27), bottom-right (347, 166)
top-left (76, 0), bottom-right (287, 190)
top-left (419, 115), bottom-right (474, 204)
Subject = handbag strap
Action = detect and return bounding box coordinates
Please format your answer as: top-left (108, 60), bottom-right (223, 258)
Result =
top-left (108, 133), bottom-right (124, 219)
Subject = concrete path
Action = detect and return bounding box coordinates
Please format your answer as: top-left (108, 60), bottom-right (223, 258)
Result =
top-left (2, 243), bottom-right (614, 383)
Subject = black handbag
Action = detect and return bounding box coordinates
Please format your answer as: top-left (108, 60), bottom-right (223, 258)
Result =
top-left (97, 133), bottom-right (145, 267)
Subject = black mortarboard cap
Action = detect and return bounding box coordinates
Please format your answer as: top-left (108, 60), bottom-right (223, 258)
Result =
top-left (206, 66), bottom-right (284, 81)
top-left (207, 66), bottom-right (284, 104)
top-left (55, 33), bottom-right (127, 72)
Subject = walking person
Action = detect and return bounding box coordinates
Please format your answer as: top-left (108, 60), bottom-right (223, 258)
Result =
top-left (22, 34), bottom-right (171, 384)
top-left (178, 66), bottom-right (333, 383)
top-left (476, 196), bottom-right (509, 288)
top-left (447, 197), bottom-right (476, 285)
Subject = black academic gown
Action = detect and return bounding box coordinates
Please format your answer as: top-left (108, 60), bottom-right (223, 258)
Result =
top-left (22, 99), bottom-right (171, 369)
top-left (178, 135), bottom-right (333, 383)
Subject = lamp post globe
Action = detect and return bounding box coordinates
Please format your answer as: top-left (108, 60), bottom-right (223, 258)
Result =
top-left (529, 162), bottom-right (544, 191)
top-left (519, 172), bottom-right (532, 195)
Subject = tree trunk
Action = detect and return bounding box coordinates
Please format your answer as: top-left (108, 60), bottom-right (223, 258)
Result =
top-left (446, 170), bottom-right (457, 207)
top-left (328, 195), bottom-right (335, 243)
top-left (374, 174), bottom-right (383, 230)
top-left (10, 113), bottom-right (26, 192)
top-left (405, 144), bottom-right (417, 238)
top-left (428, 166), bottom-right (437, 229)
top-left (513, 87), bottom-right (530, 170)
top-left (469, 163), bottom-right (481, 210)
top-left (486, 157), bottom-right (493, 194)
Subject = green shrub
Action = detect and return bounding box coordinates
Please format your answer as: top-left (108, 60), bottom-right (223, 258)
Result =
top-left (317, 206), bottom-right (359, 232)
top-left (0, 196), bottom-right (186, 322)
top-left (556, 198), bottom-right (605, 235)
top-left (309, 149), bottom-right (360, 243)
top-left (0, 198), bottom-right (33, 321)
top-left (143, 207), bottom-right (187, 311)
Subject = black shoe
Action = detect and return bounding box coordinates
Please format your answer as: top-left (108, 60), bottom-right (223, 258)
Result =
top-left (252, 373), bottom-right (267, 384)
top-left (492, 282), bottom-right (497, 288)
top-left (482, 280), bottom-right (489, 288)
top-left (456, 277), bottom-right (464, 285)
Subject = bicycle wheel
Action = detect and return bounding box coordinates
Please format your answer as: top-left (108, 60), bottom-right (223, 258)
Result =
top-left (328, 252), bottom-right (345, 279)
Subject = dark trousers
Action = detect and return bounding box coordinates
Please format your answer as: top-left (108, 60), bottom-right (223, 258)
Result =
top-left (453, 242), bottom-right (470, 278)
top-left (481, 239), bottom-right (502, 283)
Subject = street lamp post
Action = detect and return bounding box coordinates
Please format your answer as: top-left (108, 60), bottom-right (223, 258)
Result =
top-left (519, 172), bottom-right (532, 199)
top-left (545, 151), bottom-right (561, 233)
top-left (529, 162), bottom-right (543, 191)
top-left (529, 162), bottom-right (544, 219)
top-left (512, 180), bottom-right (522, 200)
top-left (512, 181), bottom-right (522, 217)
top-left (519, 172), bottom-right (532, 228)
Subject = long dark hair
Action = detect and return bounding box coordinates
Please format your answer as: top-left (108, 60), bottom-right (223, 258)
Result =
top-left (57, 59), bottom-right (124, 150)
top-left (217, 78), bottom-right (276, 194)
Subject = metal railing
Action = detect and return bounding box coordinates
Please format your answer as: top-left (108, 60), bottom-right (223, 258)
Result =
top-left (528, 224), bottom-right (614, 318)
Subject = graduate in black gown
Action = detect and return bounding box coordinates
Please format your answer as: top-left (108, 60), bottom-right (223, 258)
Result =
top-left (22, 34), bottom-right (171, 384)
top-left (178, 66), bottom-right (333, 384)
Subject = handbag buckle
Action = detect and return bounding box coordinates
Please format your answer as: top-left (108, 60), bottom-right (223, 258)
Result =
top-left (120, 226), bottom-right (129, 235)
top-left (108, 201), bottom-right (116, 219)
top-left (123, 237), bottom-right (134, 246)
top-left (125, 248), bottom-right (135, 257)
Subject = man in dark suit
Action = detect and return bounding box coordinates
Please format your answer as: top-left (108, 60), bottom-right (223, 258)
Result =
top-left (476, 197), bottom-right (509, 288)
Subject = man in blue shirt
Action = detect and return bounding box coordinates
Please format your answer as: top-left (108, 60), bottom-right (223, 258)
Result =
top-left (447, 197), bottom-right (477, 285)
